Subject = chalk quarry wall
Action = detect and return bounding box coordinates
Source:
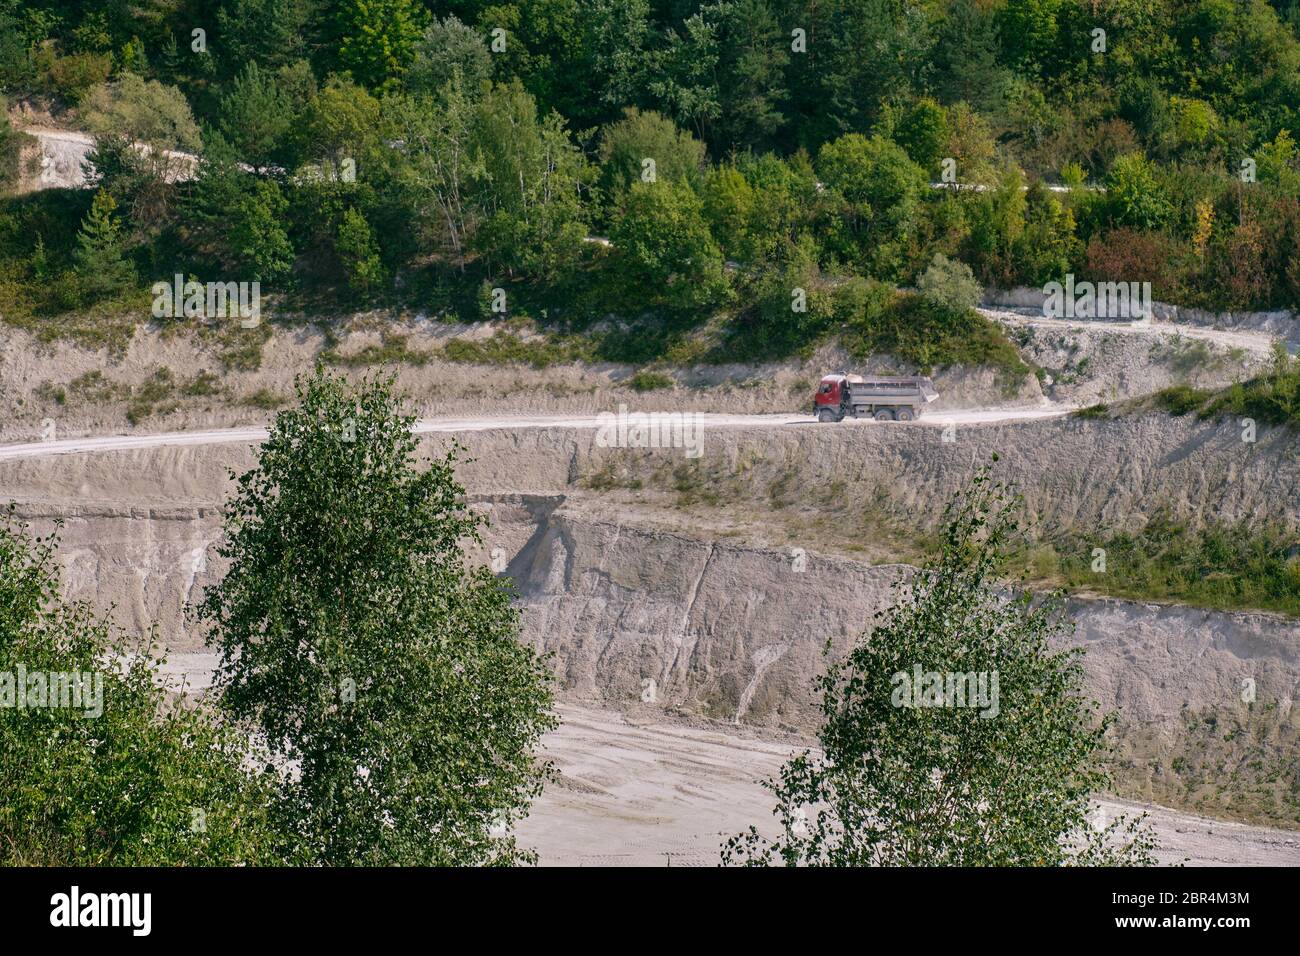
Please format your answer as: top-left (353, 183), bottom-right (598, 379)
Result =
top-left (2, 414), bottom-right (1297, 817)
top-left (9, 490), bottom-right (1296, 736)
top-left (2, 413), bottom-right (1297, 645)
top-left (511, 504), bottom-right (1296, 715)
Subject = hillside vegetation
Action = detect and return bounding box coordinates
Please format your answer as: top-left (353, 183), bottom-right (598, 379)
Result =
top-left (1079, 342), bottom-right (1300, 429)
top-left (0, 1), bottom-right (1298, 370)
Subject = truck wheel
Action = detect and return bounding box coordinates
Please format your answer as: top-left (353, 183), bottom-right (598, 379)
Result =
top-left (873, 408), bottom-right (894, 421)
top-left (896, 408), bottom-right (914, 422)
top-left (818, 408), bottom-right (839, 423)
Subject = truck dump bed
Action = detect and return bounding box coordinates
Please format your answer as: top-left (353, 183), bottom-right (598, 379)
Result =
top-left (845, 376), bottom-right (939, 407)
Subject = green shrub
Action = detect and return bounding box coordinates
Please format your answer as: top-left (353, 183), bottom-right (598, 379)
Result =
top-left (0, 511), bottom-right (279, 865)
top-left (1154, 384), bottom-right (1209, 416)
top-left (844, 289), bottom-right (1028, 378)
top-left (917, 252), bottom-right (983, 314)
top-left (628, 370), bottom-right (675, 391)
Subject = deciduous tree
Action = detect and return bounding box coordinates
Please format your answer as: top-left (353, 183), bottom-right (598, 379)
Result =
top-left (0, 511), bottom-right (279, 866)
top-left (725, 467), bottom-right (1159, 867)
top-left (198, 371), bottom-right (557, 865)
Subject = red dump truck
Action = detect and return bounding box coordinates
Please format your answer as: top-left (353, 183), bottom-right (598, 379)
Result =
top-left (812, 374), bottom-right (939, 422)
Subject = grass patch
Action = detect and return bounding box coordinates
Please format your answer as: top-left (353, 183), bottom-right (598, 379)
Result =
top-left (580, 459), bottom-right (644, 492)
top-left (1143, 345), bottom-right (1299, 428)
top-left (1072, 402), bottom-right (1110, 419)
top-left (627, 370), bottom-right (675, 392)
top-left (1200, 344), bottom-right (1300, 428)
top-left (1154, 383), bottom-right (1213, 416)
top-left (1110, 702), bottom-right (1300, 829)
top-left (0, 287), bottom-right (142, 354)
top-left (670, 461), bottom-right (721, 507)
top-left (442, 330), bottom-right (595, 368)
top-left (322, 333), bottom-right (435, 367)
top-left (34, 382), bottom-right (66, 405)
top-left (182, 371), bottom-right (223, 397)
top-left (205, 321), bottom-right (273, 372)
top-left (36, 367), bottom-right (231, 423)
top-left (239, 388), bottom-right (288, 410)
top-left (69, 370), bottom-right (126, 403)
top-left (1009, 512), bottom-right (1300, 616)
top-left (125, 368), bottom-right (178, 424)
top-left (1150, 335), bottom-right (1221, 376)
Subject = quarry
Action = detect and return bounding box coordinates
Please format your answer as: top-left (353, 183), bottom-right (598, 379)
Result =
top-left (10, 7), bottom-right (1300, 939)
top-left (1, 298), bottom-right (1298, 865)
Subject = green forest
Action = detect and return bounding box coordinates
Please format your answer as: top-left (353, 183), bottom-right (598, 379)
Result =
top-left (2, 0), bottom-right (1300, 365)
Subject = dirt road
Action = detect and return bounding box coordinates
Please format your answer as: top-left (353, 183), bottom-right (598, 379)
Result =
top-left (23, 128), bottom-right (96, 190)
top-left (0, 406), bottom-right (1073, 461)
top-left (990, 309), bottom-right (1283, 355)
top-left (20, 127), bottom-right (198, 192)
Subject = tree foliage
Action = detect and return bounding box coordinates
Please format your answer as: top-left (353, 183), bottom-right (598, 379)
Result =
top-left (0, 510), bottom-right (278, 866)
top-left (72, 187), bottom-right (134, 302)
top-left (598, 106), bottom-right (707, 199)
top-left (917, 251), bottom-right (983, 314)
top-left (0, 100), bottom-right (27, 189)
top-left (218, 62), bottom-right (297, 172)
top-left (7, 0), bottom-right (1300, 337)
top-left (724, 467), bottom-right (1159, 867)
top-left (334, 0), bottom-right (429, 92)
top-left (336, 205), bottom-right (385, 296)
top-left (80, 73), bottom-right (201, 152)
top-left (610, 178), bottom-right (730, 312)
top-left (197, 370), bottom-right (557, 865)
top-left (405, 16), bottom-right (492, 98)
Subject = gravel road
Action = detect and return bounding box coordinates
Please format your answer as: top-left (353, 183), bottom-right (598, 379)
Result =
top-left (0, 406), bottom-right (1073, 461)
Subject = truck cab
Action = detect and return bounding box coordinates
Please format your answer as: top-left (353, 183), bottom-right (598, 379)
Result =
top-left (813, 376), bottom-right (846, 418)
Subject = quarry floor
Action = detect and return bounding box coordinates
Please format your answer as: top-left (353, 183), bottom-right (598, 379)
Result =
top-left (520, 704), bottom-right (1300, 867)
top-left (154, 657), bottom-right (1300, 867)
